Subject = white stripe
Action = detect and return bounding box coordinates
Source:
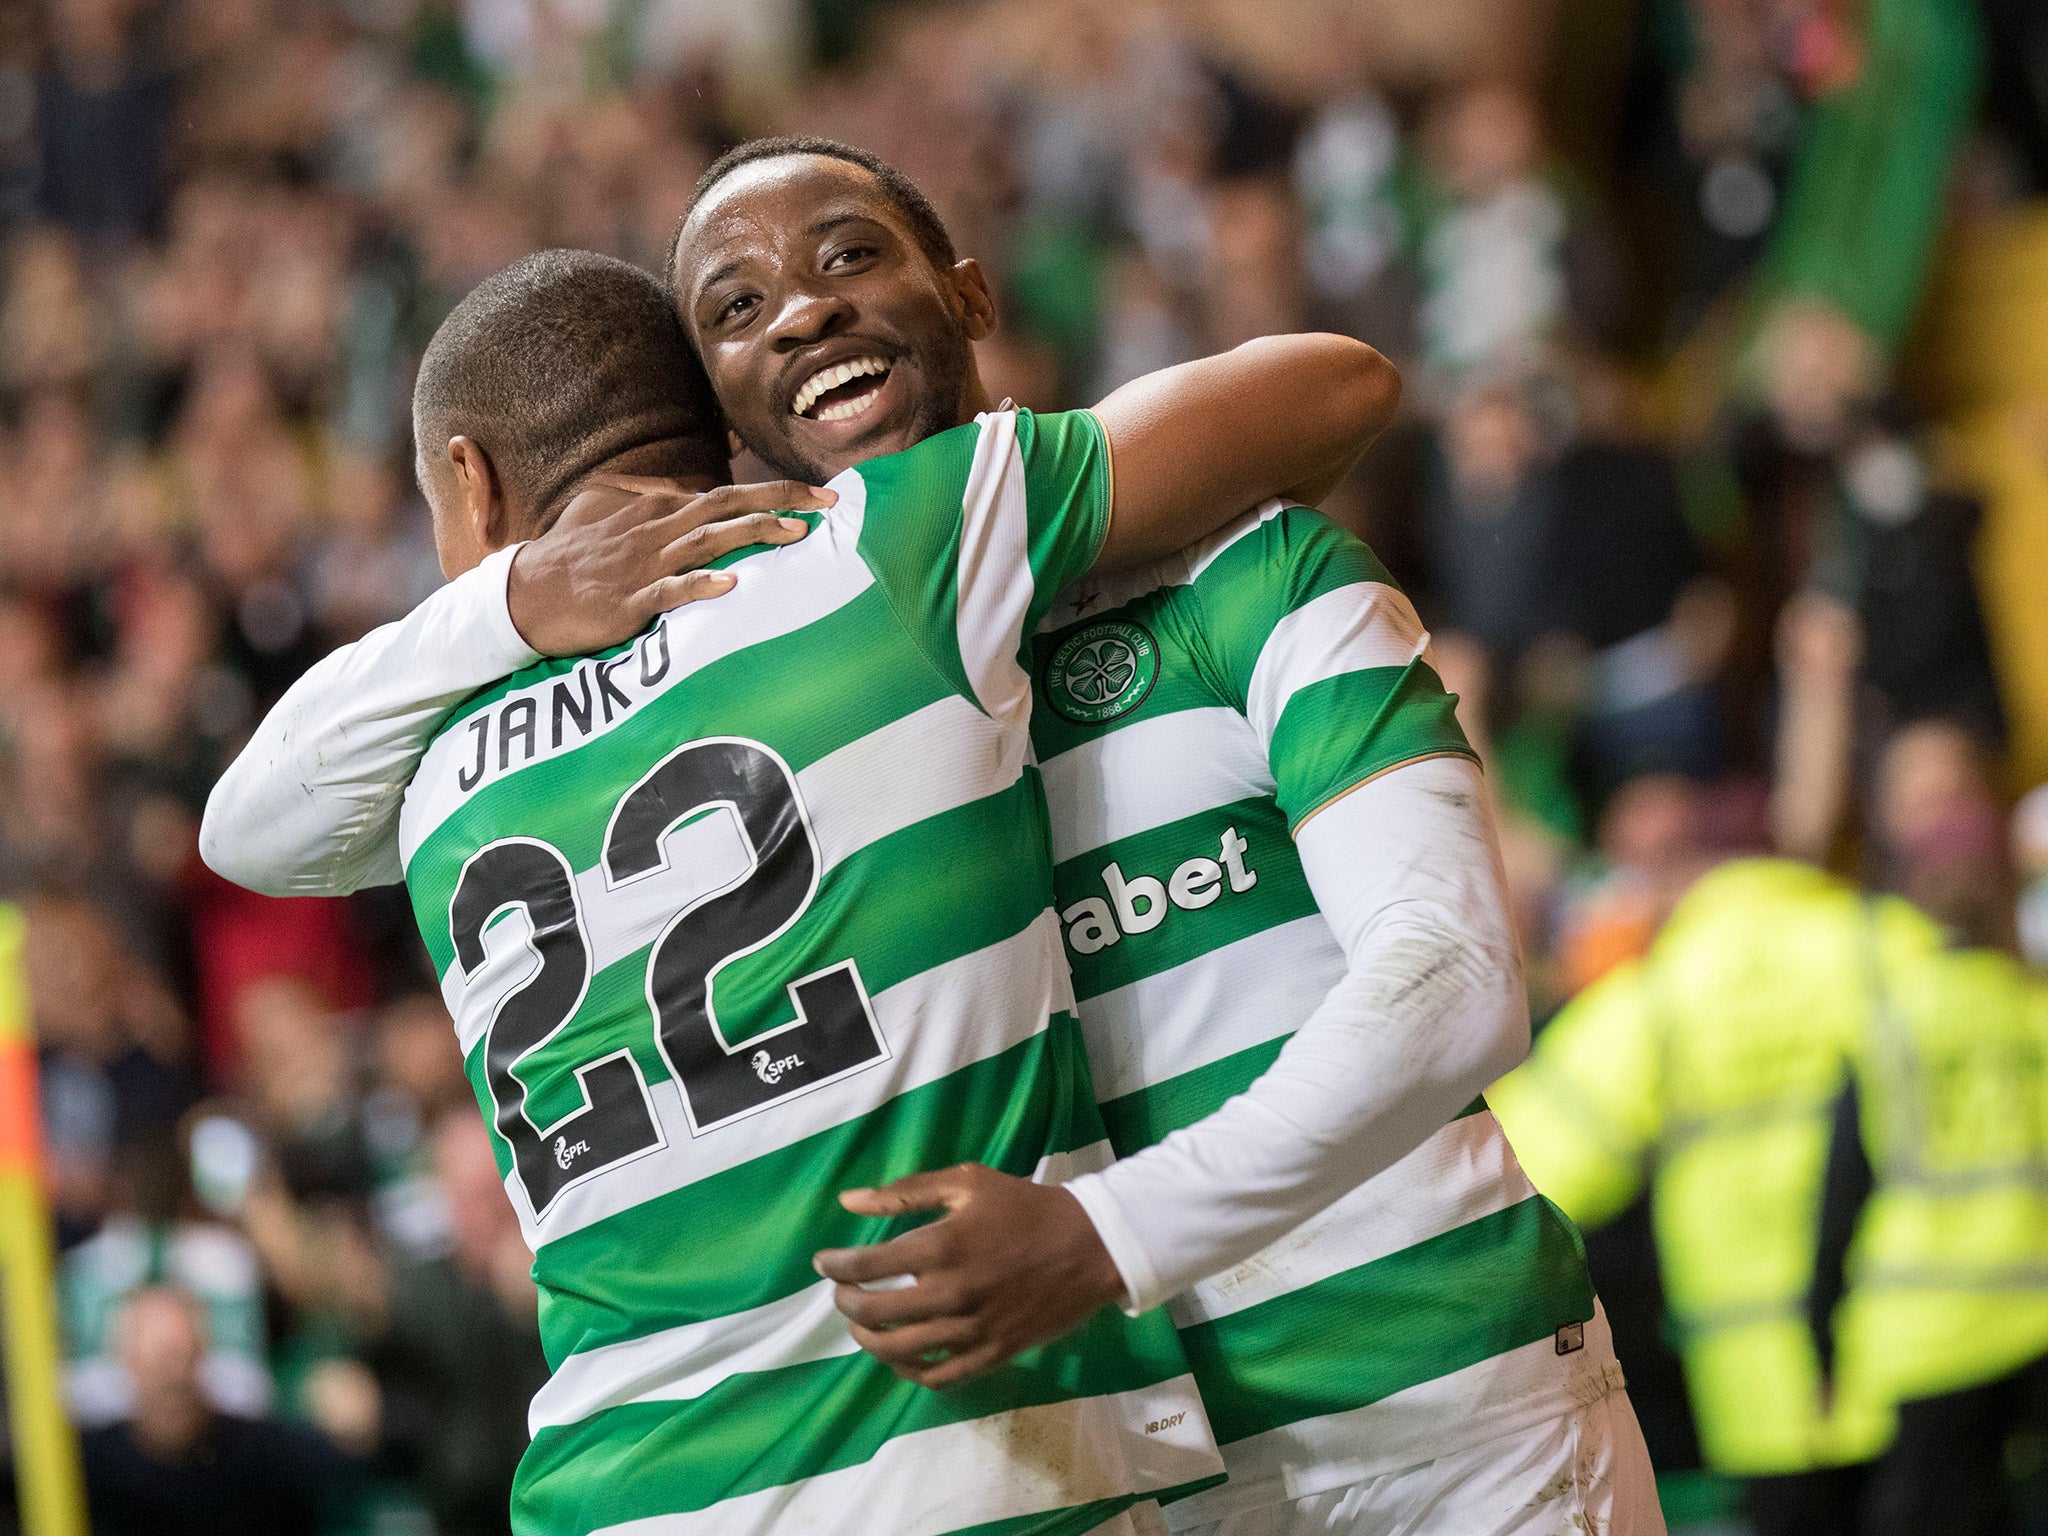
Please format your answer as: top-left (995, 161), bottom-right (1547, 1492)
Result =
top-left (954, 409), bottom-right (1037, 731)
top-left (1039, 500), bottom-right (1288, 638)
top-left (401, 472), bottom-right (875, 865)
top-left (800, 694), bottom-right (1024, 869)
top-left (1164, 1305), bottom-right (1627, 1528)
top-left (502, 913), bottom-right (1076, 1245)
top-left (1040, 707), bottom-right (1272, 864)
top-left (1166, 1113), bottom-right (1532, 1327)
top-left (1184, 499), bottom-right (1289, 583)
top-left (590, 1374), bottom-right (1223, 1536)
top-left (1036, 1136), bottom-right (1116, 1185)
top-left (534, 1135), bottom-right (1125, 1434)
top-left (1244, 581), bottom-right (1427, 747)
top-left (1037, 556), bottom-right (1188, 635)
top-left (530, 1278), bottom-right (857, 1433)
top-left (1078, 917), bottom-right (1342, 1103)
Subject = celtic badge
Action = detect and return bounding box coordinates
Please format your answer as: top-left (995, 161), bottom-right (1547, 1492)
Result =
top-left (1044, 621), bottom-right (1160, 724)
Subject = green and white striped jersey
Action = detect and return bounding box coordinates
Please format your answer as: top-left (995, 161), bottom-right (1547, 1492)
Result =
top-left (398, 409), bottom-right (1222, 1536)
top-left (1030, 503), bottom-right (1610, 1522)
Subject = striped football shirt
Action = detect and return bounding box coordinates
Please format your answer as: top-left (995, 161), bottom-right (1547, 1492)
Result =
top-left (398, 409), bottom-right (1222, 1536)
top-left (1030, 502), bottom-right (1614, 1524)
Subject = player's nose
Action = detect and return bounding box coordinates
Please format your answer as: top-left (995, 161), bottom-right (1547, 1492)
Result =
top-left (766, 282), bottom-right (855, 351)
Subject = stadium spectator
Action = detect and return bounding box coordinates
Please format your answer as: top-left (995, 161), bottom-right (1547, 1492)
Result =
top-left (0, 0), bottom-right (2039, 1530)
top-left (76, 1285), bottom-right (362, 1536)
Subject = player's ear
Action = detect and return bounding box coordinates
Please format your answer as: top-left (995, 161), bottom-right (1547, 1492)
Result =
top-left (948, 259), bottom-right (998, 342)
top-left (448, 436), bottom-right (511, 551)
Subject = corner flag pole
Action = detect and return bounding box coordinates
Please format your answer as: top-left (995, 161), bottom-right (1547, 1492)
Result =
top-left (0, 904), bottom-right (86, 1536)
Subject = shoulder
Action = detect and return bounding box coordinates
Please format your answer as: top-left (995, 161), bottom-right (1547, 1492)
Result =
top-left (1186, 501), bottom-right (1400, 610)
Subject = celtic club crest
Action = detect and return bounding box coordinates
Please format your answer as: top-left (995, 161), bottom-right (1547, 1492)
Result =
top-left (1044, 620), bottom-right (1160, 725)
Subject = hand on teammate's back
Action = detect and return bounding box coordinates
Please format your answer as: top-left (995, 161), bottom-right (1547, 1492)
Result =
top-left (505, 476), bottom-right (833, 656)
top-left (813, 1164), bottom-right (1127, 1389)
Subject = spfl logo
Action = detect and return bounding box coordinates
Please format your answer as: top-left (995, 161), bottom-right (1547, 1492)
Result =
top-left (1044, 621), bottom-right (1160, 725)
top-left (553, 1134), bottom-right (590, 1171)
top-left (751, 1048), bottom-right (802, 1085)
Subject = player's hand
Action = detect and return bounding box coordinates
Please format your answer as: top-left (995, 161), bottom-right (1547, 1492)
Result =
top-left (813, 1163), bottom-right (1127, 1389)
top-left (506, 476), bottom-right (834, 657)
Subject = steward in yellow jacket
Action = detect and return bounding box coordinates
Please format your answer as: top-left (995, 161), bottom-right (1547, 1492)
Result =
top-left (1493, 856), bottom-right (2048, 1534)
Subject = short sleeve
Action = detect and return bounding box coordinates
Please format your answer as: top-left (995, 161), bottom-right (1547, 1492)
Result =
top-left (1187, 504), bottom-right (1474, 829)
top-left (853, 407), bottom-right (1110, 729)
top-left (1013, 408), bottom-right (1112, 624)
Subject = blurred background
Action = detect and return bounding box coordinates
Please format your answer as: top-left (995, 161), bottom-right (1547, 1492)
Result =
top-left (0, 0), bottom-right (2043, 1532)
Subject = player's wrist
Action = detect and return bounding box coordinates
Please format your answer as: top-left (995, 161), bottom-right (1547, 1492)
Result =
top-left (1059, 1174), bottom-right (1151, 1314)
top-left (1051, 1188), bottom-right (1128, 1311)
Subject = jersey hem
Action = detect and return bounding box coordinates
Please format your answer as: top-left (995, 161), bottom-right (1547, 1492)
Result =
top-left (1162, 1304), bottom-right (1628, 1529)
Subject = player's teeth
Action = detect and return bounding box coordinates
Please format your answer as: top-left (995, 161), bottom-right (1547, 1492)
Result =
top-left (815, 381), bottom-right (882, 422)
top-left (794, 357), bottom-right (889, 417)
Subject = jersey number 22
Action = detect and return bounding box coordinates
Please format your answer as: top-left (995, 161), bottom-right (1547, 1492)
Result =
top-left (449, 739), bottom-right (888, 1216)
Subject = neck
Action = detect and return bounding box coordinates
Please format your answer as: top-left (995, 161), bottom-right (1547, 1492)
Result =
top-left (956, 362), bottom-right (996, 426)
top-left (132, 1389), bottom-right (209, 1460)
top-left (519, 438), bottom-right (730, 543)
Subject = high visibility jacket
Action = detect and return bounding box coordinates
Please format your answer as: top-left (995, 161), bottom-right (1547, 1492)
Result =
top-left (1835, 923), bottom-right (2048, 1404)
top-left (1490, 860), bottom-right (1909, 1474)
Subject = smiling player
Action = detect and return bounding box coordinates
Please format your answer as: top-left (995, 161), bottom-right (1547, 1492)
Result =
top-left (673, 137), bottom-right (1663, 1536)
top-left (202, 233), bottom-right (1399, 1532)
top-left (201, 134), bottom-right (1661, 1535)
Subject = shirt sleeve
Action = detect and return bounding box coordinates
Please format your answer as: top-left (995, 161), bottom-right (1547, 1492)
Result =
top-left (854, 408), bottom-right (1110, 731)
top-left (1062, 754), bottom-right (1529, 1313)
top-left (1187, 503), bottom-right (1474, 829)
top-left (199, 545), bottom-right (541, 896)
top-left (1013, 408), bottom-right (1113, 613)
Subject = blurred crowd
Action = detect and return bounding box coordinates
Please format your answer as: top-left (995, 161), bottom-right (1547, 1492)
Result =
top-left (2, 0), bottom-right (2046, 1531)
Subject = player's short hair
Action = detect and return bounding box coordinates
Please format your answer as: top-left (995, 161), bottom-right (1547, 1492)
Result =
top-left (414, 249), bottom-right (723, 528)
top-left (671, 136), bottom-right (958, 285)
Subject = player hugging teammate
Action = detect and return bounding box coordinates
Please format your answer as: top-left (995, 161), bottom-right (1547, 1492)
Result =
top-left (205, 138), bottom-right (1664, 1536)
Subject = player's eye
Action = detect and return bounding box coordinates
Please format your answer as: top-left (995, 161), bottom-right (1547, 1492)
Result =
top-left (823, 244), bottom-right (877, 272)
top-left (715, 293), bottom-right (759, 327)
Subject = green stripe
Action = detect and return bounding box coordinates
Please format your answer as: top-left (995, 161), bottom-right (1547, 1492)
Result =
top-left (1054, 797), bottom-right (1309, 1001)
top-left (945, 1502), bottom-right (1146, 1536)
top-left (1015, 409), bottom-right (1113, 629)
top-left (516, 1306), bottom-right (1200, 1531)
top-left (1030, 607), bottom-right (1234, 763)
top-left (533, 1016), bottom-right (1103, 1362)
top-left (1188, 507), bottom-right (1399, 700)
top-left (469, 776), bottom-right (1056, 1136)
top-left (1179, 1195), bottom-right (1595, 1445)
top-left (1100, 1036), bottom-right (1290, 1155)
top-left (1269, 663), bottom-right (1474, 830)
top-left (853, 418), bottom-right (978, 707)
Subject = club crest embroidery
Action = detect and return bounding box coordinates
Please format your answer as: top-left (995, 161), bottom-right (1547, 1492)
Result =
top-left (1044, 620), bottom-right (1160, 725)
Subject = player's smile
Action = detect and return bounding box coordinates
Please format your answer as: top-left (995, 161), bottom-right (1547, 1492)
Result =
top-left (672, 155), bottom-right (992, 484)
top-left (774, 339), bottom-right (912, 463)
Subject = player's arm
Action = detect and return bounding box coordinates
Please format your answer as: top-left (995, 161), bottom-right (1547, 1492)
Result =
top-left (200, 546), bottom-right (540, 894)
top-left (1060, 755), bottom-right (1526, 1311)
top-left (200, 483), bottom-right (820, 895)
top-left (815, 515), bottom-right (1520, 1379)
top-left (813, 758), bottom-right (1523, 1382)
top-left (1089, 333), bottom-right (1399, 571)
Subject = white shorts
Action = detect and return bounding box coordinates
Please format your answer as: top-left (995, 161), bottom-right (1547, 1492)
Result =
top-left (1163, 1389), bottom-right (1666, 1536)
